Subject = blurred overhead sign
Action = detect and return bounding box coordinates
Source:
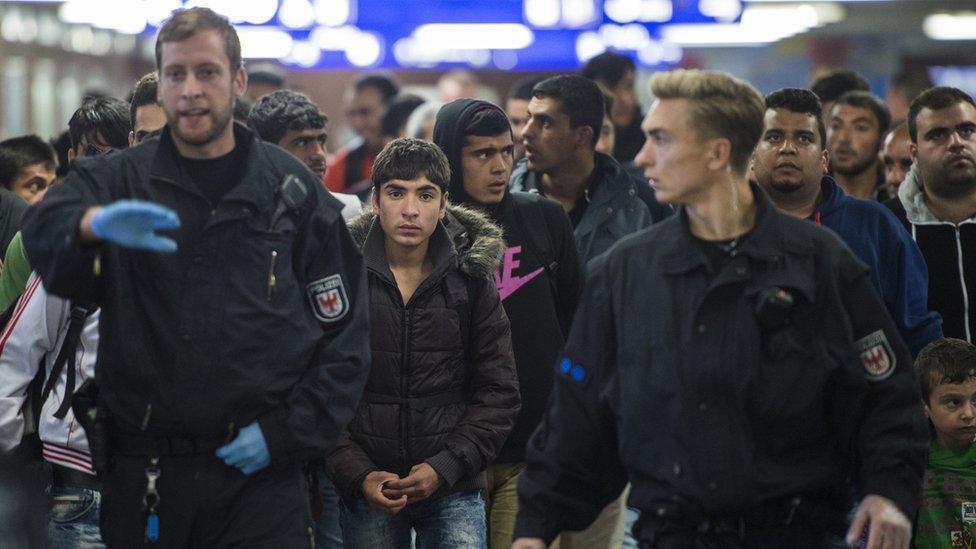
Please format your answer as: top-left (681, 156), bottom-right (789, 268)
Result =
top-left (47, 0), bottom-right (743, 68)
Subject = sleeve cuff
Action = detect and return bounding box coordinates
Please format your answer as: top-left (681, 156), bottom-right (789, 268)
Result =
top-left (861, 473), bottom-right (921, 520)
top-left (425, 449), bottom-right (466, 488)
top-left (258, 410), bottom-right (293, 464)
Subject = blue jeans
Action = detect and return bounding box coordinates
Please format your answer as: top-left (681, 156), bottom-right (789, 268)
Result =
top-left (340, 489), bottom-right (487, 549)
top-left (48, 486), bottom-right (104, 548)
top-left (315, 468), bottom-right (343, 548)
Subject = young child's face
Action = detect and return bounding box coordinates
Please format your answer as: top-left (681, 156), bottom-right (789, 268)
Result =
top-left (925, 376), bottom-right (976, 450)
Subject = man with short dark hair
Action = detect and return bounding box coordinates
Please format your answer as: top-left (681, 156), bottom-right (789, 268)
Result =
top-left (827, 90), bottom-right (891, 200)
top-left (811, 69), bottom-right (870, 117)
top-left (0, 137), bottom-right (32, 259)
top-left (511, 75), bottom-right (668, 266)
top-left (325, 74), bottom-right (400, 196)
top-left (0, 99), bottom-right (135, 314)
top-left (888, 86), bottom-right (976, 344)
top-left (327, 137), bottom-right (518, 548)
top-left (753, 87), bottom-right (941, 356)
top-left (0, 135), bottom-right (57, 206)
top-left (506, 77), bottom-right (542, 161)
top-left (433, 99), bottom-right (582, 549)
top-left (513, 68), bottom-right (926, 549)
top-left (22, 7), bottom-right (370, 545)
top-left (380, 94), bottom-right (426, 144)
top-left (883, 122), bottom-right (913, 198)
top-left (128, 72), bottom-right (166, 146)
top-left (886, 68), bottom-right (933, 126)
top-left (581, 51), bottom-right (644, 162)
top-left (244, 65), bottom-right (286, 102)
top-left (66, 96), bottom-right (130, 164)
top-left (248, 89), bottom-right (362, 223)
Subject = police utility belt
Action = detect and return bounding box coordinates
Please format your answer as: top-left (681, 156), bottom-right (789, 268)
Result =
top-left (636, 494), bottom-right (843, 542)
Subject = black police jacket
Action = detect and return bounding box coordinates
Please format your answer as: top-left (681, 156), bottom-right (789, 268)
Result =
top-left (514, 183), bottom-right (928, 543)
top-left (21, 124), bottom-right (370, 465)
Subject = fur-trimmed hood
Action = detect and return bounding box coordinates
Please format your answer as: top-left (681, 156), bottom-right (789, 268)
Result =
top-left (347, 203), bottom-right (506, 279)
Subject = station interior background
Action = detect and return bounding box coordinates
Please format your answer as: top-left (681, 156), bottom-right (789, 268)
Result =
top-left (0, 0), bottom-right (974, 152)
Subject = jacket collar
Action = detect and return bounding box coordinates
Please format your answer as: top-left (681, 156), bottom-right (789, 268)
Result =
top-left (511, 152), bottom-right (631, 205)
top-left (349, 204), bottom-right (505, 280)
top-left (659, 181), bottom-right (805, 275)
top-left (149, 122), bottom-right (272, 211)
top-left (814, 175), bottom-right (848, 216)
top-left (898, 163), bottom-right (942, 224)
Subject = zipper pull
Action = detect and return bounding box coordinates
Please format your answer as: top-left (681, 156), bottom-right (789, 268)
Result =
top-left (266, 250), bottom-right (278, 301)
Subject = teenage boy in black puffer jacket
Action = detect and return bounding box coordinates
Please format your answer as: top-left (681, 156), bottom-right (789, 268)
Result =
top-left (327, 137), bottom-right (519, 548)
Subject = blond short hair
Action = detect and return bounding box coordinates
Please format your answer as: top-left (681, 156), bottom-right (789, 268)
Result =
top-left (650, 69), bottom-right (764, 173)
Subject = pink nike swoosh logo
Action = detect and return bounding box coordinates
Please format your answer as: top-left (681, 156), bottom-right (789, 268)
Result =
top-left (496, 266), bottom-right (544, 301)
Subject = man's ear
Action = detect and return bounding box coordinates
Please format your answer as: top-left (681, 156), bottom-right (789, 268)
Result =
top-left (821, 148), bottom-right (829, 174)
top-left (909, 142), bottom-right (918, 162)
top-left (575, 125), bottom-right (594, 151)
top-left (233, 66), bottom-right (248, 99)
top-left (705, 138), bottom-right (732, 172)
top-left (67, 147), bottom-right (76, 164)
top-left (440, 191), bottom-right (448, 219)
top-left (128, 131), bottom-right (136, 147)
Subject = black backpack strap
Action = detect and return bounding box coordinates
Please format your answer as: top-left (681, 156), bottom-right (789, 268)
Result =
top-left (40, 302), bottom-right (93, 420)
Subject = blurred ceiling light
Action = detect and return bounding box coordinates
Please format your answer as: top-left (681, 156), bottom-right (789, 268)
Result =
top-left (345, 31), bottom-right (381, 66)
top-left (315, 0), bottom-right (353, 27)
top-left (413, 24), bottom-right (534, 50)
top-left (604, 0), bottom-right (672, 24)
top-left (284, 40), bottom-right (322, 67)
top-left (598, 23), bottom-right (651, 50)
top-left (310, 25), bottom-right (361, 50)
top-left (237, 27), bottom-right (294, 58)
top-left (698, 0), bottom-right (742, 22)
top-left (575, 31), bottom-right (606, 62)
top-left (492, 50), bottom-right (519, 70)
top-left (662, 3), bottom-right (842, 46)
top-left (525, 0), bottom-right (561, 27)
top-left (562, 0), bottom-right (599, 28)
top-left (923, 12), bottom-right (976, 41)
top-left (279, 0), bottom-right (316, 29)
top-left (145, 0), bottom-right (183, 26)
top-left (60, 0), bottom-right (147, 34)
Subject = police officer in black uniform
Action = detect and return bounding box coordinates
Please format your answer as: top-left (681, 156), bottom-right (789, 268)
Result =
top-left (21, 8), bottom-right (369, 546)
top-left (511, 70), bottom-right (927, 549)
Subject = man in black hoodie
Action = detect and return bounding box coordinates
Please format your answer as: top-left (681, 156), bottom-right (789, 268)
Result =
top-left (433, 99), bottom-right (582, 549)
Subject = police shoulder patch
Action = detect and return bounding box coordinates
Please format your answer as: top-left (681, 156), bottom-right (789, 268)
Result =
top-left (855, 329), bottom-right (895, 380)
top-left (307, 274), bottom-right (348, 323)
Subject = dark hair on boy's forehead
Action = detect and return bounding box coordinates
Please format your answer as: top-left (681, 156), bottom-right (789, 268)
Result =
top-left (371, 137), bottom-right (451, 195)
top-left (914, 338), bottom-right (976, 402)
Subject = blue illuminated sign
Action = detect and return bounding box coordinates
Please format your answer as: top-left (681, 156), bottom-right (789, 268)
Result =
top-left (141, 0), bottom-right (740, 70)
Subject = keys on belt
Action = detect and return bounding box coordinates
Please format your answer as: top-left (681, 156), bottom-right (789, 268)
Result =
top-left (143, 457), bottom-right (160, 542)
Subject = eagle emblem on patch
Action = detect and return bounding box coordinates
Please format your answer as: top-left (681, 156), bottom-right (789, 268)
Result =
top-left (307, 274), bottom-right (348, 323)
top-left (855, 330), bottom-right (895, 380)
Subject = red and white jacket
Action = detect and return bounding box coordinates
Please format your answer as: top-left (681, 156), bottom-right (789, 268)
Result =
top-left (0, 272), bottom-right (99, 475)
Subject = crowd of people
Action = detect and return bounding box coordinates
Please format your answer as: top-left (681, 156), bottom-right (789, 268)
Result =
top-left (0, 5), bottom-right (975, 549)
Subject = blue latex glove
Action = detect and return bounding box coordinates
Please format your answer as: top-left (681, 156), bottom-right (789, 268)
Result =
top-left (89, 200), bottom-right (180, 253)
top-left (215, 422), bottom-right (270, 475)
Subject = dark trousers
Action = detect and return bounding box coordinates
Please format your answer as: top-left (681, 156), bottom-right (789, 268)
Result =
top-left (637, 524), bottom-right (830, 549)
top-left (100, 451), bottom-right (312, 548)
